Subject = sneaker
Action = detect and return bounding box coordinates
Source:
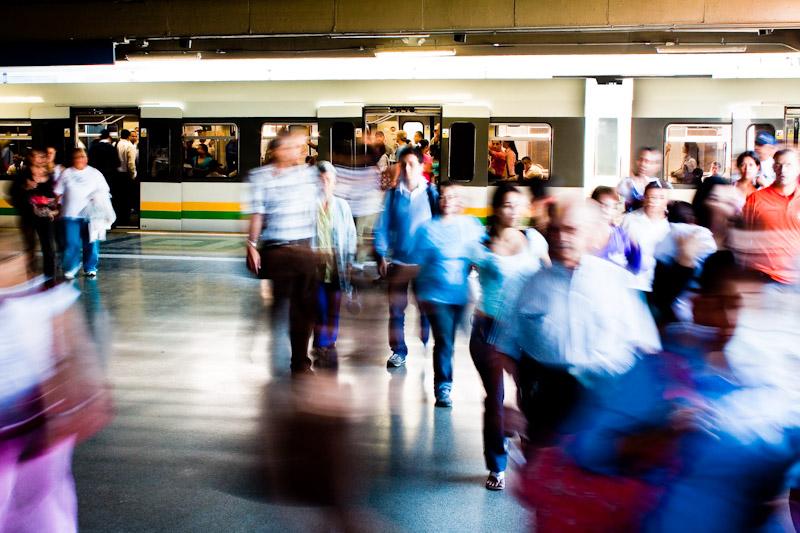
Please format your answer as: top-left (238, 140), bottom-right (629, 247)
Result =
top-left (435, 391), bottom-right (453, 408)
top-left (85, 271), bottom-right (97, 279)
top-left (386, 353), bottom-right (406, 368)
top-left (64, 268), bottom-right (79, 280)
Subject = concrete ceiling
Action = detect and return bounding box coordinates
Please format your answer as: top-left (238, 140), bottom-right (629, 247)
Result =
top-left (5, 0), bottom-right (800, 60)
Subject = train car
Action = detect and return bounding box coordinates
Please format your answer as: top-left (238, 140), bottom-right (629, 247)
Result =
top-left (1, 76), bottom-right (799, 232)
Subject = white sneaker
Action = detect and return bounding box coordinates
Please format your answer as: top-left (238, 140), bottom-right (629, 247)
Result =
top-left (64, 268), bottom-right (79, 280)
top-left (85, 271), bottom-right (97, 279)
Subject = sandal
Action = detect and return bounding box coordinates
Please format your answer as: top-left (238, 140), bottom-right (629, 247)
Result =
top-left (485, 473), bottom-right (505, 491)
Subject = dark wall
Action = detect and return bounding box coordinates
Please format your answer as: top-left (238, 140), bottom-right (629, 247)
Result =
top-left (31, 119), bottom-right (72, 164)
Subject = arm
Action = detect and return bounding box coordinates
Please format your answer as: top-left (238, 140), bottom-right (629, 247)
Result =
top-left (374, 192), bottom-right (393, 276)
top-left (126, 145), bottom-right (137, 178)
top-left (246, 214), bottom-right (263, 275)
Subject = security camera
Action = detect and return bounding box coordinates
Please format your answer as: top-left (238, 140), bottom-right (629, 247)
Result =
top-left (454, 33), bottom-right (467, 43)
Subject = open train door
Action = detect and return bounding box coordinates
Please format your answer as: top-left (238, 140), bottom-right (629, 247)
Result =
top-left (72, 107), bottom-right (141, 228)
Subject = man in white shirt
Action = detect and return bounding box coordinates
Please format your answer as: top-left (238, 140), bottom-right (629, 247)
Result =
top-left (55, 148), bottom-right (111, 279)
top-left (754, 131), bottom-right (777, 188)
top-left (618, 146), bottom-right (672, 212)
top-left (116, 129), bottom-right (137, 225)
top-left (622, 182), bottom-right (672, 292)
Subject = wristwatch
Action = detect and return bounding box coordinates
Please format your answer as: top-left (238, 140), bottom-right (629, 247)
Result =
top-left (246, 239), bottom-right (258, 249)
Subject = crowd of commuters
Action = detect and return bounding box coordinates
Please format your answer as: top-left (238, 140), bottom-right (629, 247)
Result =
top-left (6, 126), bottom-right (800, 530)
top-left (9, 146), bottom-right (115, 282)
top-left (245, 131), bottom-right (800, 529)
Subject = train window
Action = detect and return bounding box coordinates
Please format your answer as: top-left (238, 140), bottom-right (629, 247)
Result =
top-left (181, 123), bottom-right (238, 179)
top-left (0, 121), bottom-right (32, 176)
top-left (449, 122), bottom-right (476, 182)
top-left (146, 126), bottom-right (171, 180)
top-left (261, 123), bottom-right (318, 165)
top-left (487, 123), bottom-right (552, 182)
top-left (664, 123), bottom-right (732, 186)
top-left (402, 121), bottom-right (424, 142)
top-left (745, 123), bottom-right (777, 151)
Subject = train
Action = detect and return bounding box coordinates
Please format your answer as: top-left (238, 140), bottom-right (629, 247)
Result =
top-left (1, 76), bottom-right (798, 232)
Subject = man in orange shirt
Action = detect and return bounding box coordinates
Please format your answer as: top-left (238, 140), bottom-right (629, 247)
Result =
top-left (742, 149), bottom-right (800, 284)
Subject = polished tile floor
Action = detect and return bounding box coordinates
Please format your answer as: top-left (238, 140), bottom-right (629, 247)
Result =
top-left (1, 230), bottom-right (531, 532)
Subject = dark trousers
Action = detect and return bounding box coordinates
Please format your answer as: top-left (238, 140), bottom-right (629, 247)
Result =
top-left (314, 281), bottom-right (341, 349)
top-left (516, 355), bottom-right (584, 448)
top-left (469, 314), bottom-right (507, 473)
top-left (20, 217), bottom-right (56, 279)
top-left (387, 264), bottom-right (430, 356)
top-left (260, 243), bottom-right (317, 373)
top-left (420, 301), bottom-right (464, 394)
top-left (112, 171), bottom-right (138, 225)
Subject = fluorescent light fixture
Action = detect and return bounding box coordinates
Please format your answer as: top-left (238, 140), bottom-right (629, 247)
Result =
top-left (332, 33), bottom-right (430, 40)
top-left (655, 45), bottom-right (747, 54)
top-left (125, 52), bottom-right (203, 61)
top-left (374, 49), bottom-right (456, 58)
top-left (0, 96), bottom-right (44, 103)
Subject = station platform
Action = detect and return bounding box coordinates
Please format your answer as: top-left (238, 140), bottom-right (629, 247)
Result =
top-left (0, 230), bottom-right (529, 532)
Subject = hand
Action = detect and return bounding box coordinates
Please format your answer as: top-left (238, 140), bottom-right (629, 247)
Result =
top-left (378, 257), bottom-right (389, 278)
top-left (246, 245), bottom-right (261, 275)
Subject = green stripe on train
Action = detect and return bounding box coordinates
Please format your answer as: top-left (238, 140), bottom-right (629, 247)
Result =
top-left (181, 210), bottom-right (246, 220)
top-left (0, 207), bottom-right (17, 215)
top-left (140, 210), bottom-right (181, 220)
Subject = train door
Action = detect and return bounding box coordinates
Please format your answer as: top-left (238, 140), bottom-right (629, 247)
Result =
top-left (364, 105), bottom-right (442, 179)
top-left (73, 108), bottom-right (140, 228)
top-left (784, 107), bottom-right (800, 149)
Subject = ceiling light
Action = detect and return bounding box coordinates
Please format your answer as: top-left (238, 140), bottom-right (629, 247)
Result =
top-left (125, 52), bottom-right (203, 61)
top-left (374, 49), bottom-right (456, 58)
top-left (655, 45), bottom-right (747, 54)
top-left (0, 96), bottom-right (44, 103)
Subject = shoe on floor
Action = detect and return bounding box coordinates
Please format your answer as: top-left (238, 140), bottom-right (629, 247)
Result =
top-left (85, 271), bottom-right (97, 279)
top-left (64, 268), bottom-right (79, 280)
top-left (435, 392), bottom-right (453, 408)
top-left (485, 472), bottom-right (505, 491)
top-left (386, 353), bottom-right (406, 368)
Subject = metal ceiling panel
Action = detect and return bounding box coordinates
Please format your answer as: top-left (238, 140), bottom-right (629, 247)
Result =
top-left (609, 0), bottom-right (704, 26)
top-left (166, 0), bottom-right (250, 36)
top-left (335, 0), bottom-right (423, 32)
top-left (705, 0), bottom-right (800, 25)
top-left (423, 0), bottom-right (514, 30)
top-left (515, 0), bottom-right (608, 28)
top-left (250, 0), bottom-right (335, 33)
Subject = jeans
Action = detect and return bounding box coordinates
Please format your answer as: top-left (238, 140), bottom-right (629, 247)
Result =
top-left (314, 281), bottom-right (341, 349)
top-left (387, 264), bottom-right (430, 357)
top-left (469, 314), bottom-right (507, 473)
top-left (63, 217), bottom-right (99, 274)
top-left (420, 301), bottom-right (464, 394)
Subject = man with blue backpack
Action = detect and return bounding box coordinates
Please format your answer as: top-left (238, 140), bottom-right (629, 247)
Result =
top-left (374, 145), bottom-right (438, 368)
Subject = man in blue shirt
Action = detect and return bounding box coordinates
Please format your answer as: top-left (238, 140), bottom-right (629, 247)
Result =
top-left (374, 146), bottom-right (438, 368)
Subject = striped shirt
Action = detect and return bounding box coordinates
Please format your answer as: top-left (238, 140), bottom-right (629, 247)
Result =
top-left (244, 163), bottom-right (319, 242)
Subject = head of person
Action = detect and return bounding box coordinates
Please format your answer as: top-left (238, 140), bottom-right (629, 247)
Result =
top-left (503, 140), bottom-right (518, 156)
top-left (643, 182), bottom-right (668, 219)
top-left (99, 129), bottom-right (111, 141)
top-left (397, 145), bottom-right (424, 186)
top-left (489, 138), bottom-right (502, 151)
top-left (710, 161), bottom-right (722, 176)
top-left (693, 250), bottom-right (744, 343)
top-left (755, 131), bottom-right (777, 160)
top-left (413, 131), bottom-right (424, 144)
top-left (375, 130), bottom-right (386, 143)
top-left (693, 175), bottom-right (735, 227)
top-left (46, 146), bottom-right (57, 164)
top-left (522, 156), bottom-right (532, 171)
top-left (419, 138), bottom-right (430, 153)
top-left (434, 123), bottom-right (441, 137)
top-left (396, 131), bottom-right (408, 144)
top-left (120, 129), bottom-right (131, 140)
top-left (667, 200), bottom-right (696, 225)
top-left (72, 148), bottom-right (88, 170)
top-left (268, 133), bottom-right (301, 166)
top-left (26, 147), bottom-right (47, 169)
top-left (546, 199), bottom-right (604, 269)
top-left (489, 182), bottom-right (523, 236)
top-left (317, 161), bottom-right (336, 198)
top-left (437, 181), bottom-right (463, 217)
top-left (196, 143), bottom-right (209, 157)
top-left (590, 186), bottom-right (621, 226)
top-left (130, 130), bottom-right (138, 144)
top-left (736, 151), bottom-right (761, 182)
top-left (772, 148), bottom-right (800, 187)
top-left (635, 146), bottom-right (661, 178)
